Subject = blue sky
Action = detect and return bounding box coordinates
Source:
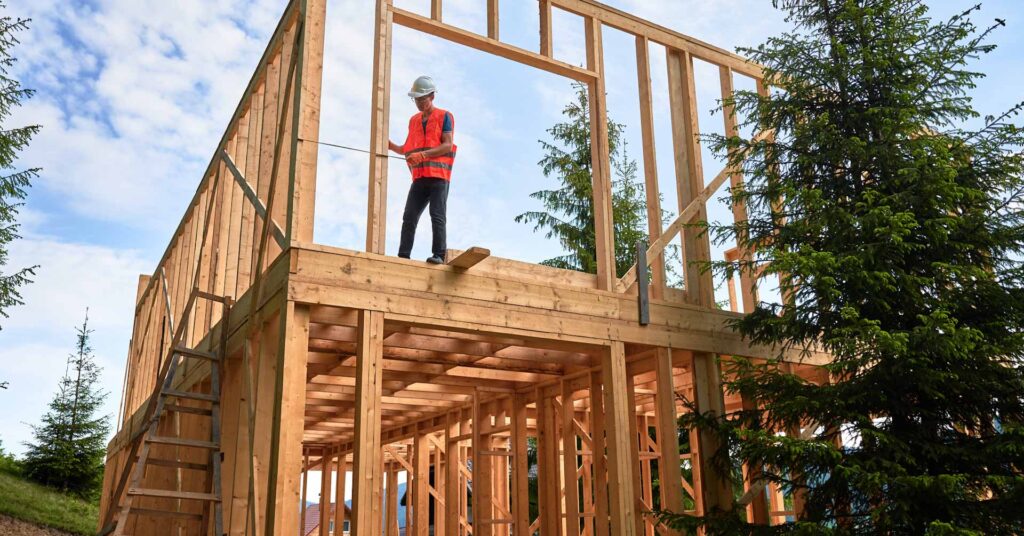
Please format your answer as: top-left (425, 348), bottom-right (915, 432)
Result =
top-left (0, 0), bottom-right (1021, 476)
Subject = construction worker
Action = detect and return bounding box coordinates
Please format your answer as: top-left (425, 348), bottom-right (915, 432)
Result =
top-left (389, 75), bottom-right (457, 264)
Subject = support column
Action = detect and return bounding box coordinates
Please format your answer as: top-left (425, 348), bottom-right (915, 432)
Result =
top-left (414, 428), bottom-right (430, 536)
top-left (511, 393), bottom-right (530, 534)
top-left (288, 0), bottom-right (326, 243)
top-left (386, 462), bottom-right (400, 536)
top-left (334, 456), bottom-right (347, 536)
top-left (689, 351), bottom-right (733, 513)
top-left (562, 381), bottom-right (581, 536)
top-left (318, 449), bottom-right (333, 536)
top-left (351, 310), bottom-right (385, 536)
top-left (654, 348), bottom-right (684, 535)
top-left (445, 412), bottom-right (461, 534)
top-left (264, 302), bottom-right (309, 535)
top-left (601, 342), bottom-right (639, 536)
top-left (588, 371), bottom-right (610, 536)
top-left (366, 0), bottom-right (393, 253)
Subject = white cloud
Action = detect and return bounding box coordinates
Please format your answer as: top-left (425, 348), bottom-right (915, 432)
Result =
top-left (0, 234), bottom-right (151, 456)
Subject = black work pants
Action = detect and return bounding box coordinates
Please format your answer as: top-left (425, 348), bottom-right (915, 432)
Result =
top-left (398, 177), bottom-right (449, 259)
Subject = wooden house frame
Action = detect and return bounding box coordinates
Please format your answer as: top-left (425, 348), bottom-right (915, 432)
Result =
top-left (98, 0), bottom-right (829, 534)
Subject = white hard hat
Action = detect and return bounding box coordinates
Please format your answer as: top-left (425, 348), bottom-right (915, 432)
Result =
top-left (408, 75), bottom-right (437, 98)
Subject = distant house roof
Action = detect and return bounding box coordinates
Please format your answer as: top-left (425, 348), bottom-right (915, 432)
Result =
top-left (301, 503), bottom-right (352, 536)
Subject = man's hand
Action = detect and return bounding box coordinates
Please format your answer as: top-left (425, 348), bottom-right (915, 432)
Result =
top-left (406, 152), bottom-right (426, 166)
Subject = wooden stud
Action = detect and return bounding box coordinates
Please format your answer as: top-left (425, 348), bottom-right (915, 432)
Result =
top-left (487, 0), bottom-right (499, 40)
top-left (588, 370), bottom-right (610, 536)
top-left (689, 351), bottom-right (732, 514)
top-left (585, 16), bottom-right (617, 291)
top-left (350, 309), bottom-right (385, 536)
top-left (366, 0), bottom-right (394, 254)
top-left (601, 342), bottom-right (639, 536)
top-left (511, 392), bottom-right (530, 534)
top-left (431, 0), bottom-right (442, 22)
top-left (653, 348), bottom-right (684, 535)
top-left (414, 429), bottom-right (430, 536)
top-left (335, 457), bottom-right (347, 536)
top-left (562, 380), bottom-right (582, 536)
top-left (718, 66), bottom-right (757, 313)
top-left (445, 411), bottom-right (461, 534)
top-left (386, 462), bottom-right (400, 536)
top-left (288, 0), bottom-right (326, 244)
top-left (318, 448), bottom-right (332, 536)
top-left (635, 35), bottom-right (667, 299)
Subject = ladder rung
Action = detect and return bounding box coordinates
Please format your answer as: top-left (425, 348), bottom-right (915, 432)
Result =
top-left (164, 403), bottom-right (213, 416)
top-left (127, 488), bottom-right (219, 502)
top-left (146, 457), bottom-right (210, 471)
top-left (148, 436), bottom-right (219, 450)
top-left (162, 389), bottom-right (218, 403)
top-left (129, 507), bottom-right (204, 520)
top-left (174, 346), bottom-right (219, 361)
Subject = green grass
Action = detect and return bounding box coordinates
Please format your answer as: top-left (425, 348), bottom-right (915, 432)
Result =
top-left (0, 471), bottom-right (99, 535)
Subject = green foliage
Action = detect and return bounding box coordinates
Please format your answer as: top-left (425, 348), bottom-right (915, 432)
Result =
top-left (0, 438), bottom-right (22, 476)
top-left (0, 471), bottom-right (99, 535)
top-left (0, 3), bottom-right (38, 327)
top-left (23, 312), bottom-right (110, 498)
top-left (516, 82), bottom-right (678, 278)
top-left (657, 1), bottom-right (1024, 534)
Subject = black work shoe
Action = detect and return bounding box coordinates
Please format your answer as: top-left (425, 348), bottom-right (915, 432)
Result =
top-left (426, 255), bottom-right (444, 265)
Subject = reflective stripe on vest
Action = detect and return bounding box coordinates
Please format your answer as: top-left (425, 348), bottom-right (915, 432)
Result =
top-left (402, 108), bottom-right (457, 181)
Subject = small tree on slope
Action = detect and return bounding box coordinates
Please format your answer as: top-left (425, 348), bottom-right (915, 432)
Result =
top-left (24, 311), bottom-right (110, 497)
top-left (658, 1), bottom-right (1024, 534)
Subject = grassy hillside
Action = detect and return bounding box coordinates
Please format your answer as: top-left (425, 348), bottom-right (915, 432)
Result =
top-left (0, 471), bottom-right (98, 535)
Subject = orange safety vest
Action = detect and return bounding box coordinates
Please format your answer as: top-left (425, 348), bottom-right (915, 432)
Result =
top-left (402, 107), bottom-right (457, 181)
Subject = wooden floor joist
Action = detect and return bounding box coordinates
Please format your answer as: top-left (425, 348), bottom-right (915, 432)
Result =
top-left (96, 1), bottom-right (830, 535)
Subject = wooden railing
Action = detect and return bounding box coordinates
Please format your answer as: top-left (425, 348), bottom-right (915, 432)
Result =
top-left (116, 0), bottom-right (324, 426)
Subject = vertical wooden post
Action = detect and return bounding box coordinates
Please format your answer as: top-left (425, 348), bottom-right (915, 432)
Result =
top-left (319, 449), bottom-right (333, 536)
top-left (536, 391), bottom-right (561, 535)
top-left (588, 371), bottom-right (610, 536)
top-left (511, 393), bottom-right (531, 534)
top-left (367, 0), bottom-right (394, 254)
top-left (486, 0), bottom-right (499, 40)
top-left (351, 310), bottom-right (385, 536)
top-left (414, 428), bottom-right (431, 536)
top-left (635, 35), bottom-right (667, 299)
top-left (430, 0), bottom-right (442, 21)
top-left (386, 462), bottom-right (400, 536)
top-left (434, 434), bottom-right (447, 536)
top-left (264, 302), bottom-right (309, 535)
top-left (718, 66), bottom-right (757, 312)
top-left (473, 392), bottom-right (493, 536)
top-left (562, 381), bottom-right (582, 536)
top-left (654, 349), bottom-right (684, 535)
top-left (689, 351), bottom-right (733, 514)
top-left (601, 342), bottom-right (639, 536)
top-left (335, 456), bottom-right (347, 536)
top-left (445, 412), bottom-right (461, 534)
top-left (539, 0), bottom-right (552, 57)
top-left (585, 16), bottom-right (616, 291)
top-left (288, 0), bottom-right (327, 244)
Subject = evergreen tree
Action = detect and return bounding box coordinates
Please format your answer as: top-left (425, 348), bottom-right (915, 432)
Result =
top-left (516, 82), bottom-right (674, 278)
top-left (658, 1), bottom-right (1024, 534)
top-left (0, 3), bottom-right (38, 325)
top-left (24, 311), bottom-right (110, 497)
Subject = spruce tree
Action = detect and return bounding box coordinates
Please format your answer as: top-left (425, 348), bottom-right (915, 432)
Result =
top-left (658, 1), bottom-right (1024, 534)
top-left (516, 82), bottom-right (675, 278)
top-left (0, 3), bottom-right (38, 325)
top-left (23, 311), bottom-right (110, 497)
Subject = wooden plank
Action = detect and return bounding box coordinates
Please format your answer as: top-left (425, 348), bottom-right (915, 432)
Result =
top-left (447, 246), bottom-right (491, 269)
top-left (585, 16), bottom-right (616, 291)
top-left (288, 0), bottom-right (326, 244)
top-left (127, 488), bottom-right (218, 502)
top-left (549, 0), bottom-right (763, 79)
top-left (318, 448), bottom-right (332, 536)
top-left (334, 455), bottom-right (347, 536)
top-left (445, 411), bottom-right (460, 533)
top-left (653, 349), bottom-right (684, 535)
top-left (222, 151), bottom-right (288, 250)
top-left (562, 381), bottom-right (581, 536)
top-left (536, 391), bottom-right (560, 535)
top-left (719, 66), bottom-right (757, 313)
top-left (264, 302), bottom-right (310, 535)
top-left (386, 463), bottom-right (400, 536)
top-left (539, 0), bottom-right (552, 57)
top-left (635, 35), bottom-right (666, 300)
top-left (601, 342), bottom-right (638, 536)
top-left (473, 391), bottom-right (493, 536)
top-left (414, 430), bottom-right (430, 536)
top-left (510, 392), bottom-right (530, 534)
top-left (689, 351), bottom-right (732, 514)
top-left (585, 370), bottom-right (606, 536)
top-left (392, 8), bottom-right (597, 83)
top-left (350, 309), bottom-right (385, 536)
top-left (431, 0), bottom-right (442, 21)
top-left (486, 0), bottom-right (499, 40)
top-left (366, 0), bottom-right (393, 254)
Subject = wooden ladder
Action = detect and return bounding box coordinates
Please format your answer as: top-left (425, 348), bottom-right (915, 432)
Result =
top-left (100, 290), bottom-right (231, 536)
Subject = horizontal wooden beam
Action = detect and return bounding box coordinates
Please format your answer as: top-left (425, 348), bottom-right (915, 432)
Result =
top-left (391, 7), bottom-right (598, 82)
